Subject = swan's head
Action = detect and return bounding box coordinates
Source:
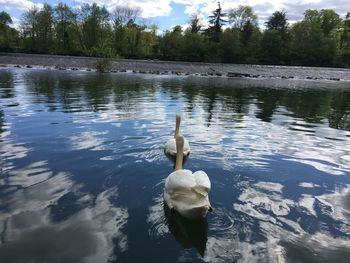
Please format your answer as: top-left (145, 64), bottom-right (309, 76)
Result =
top-left (176, 114), bottom-right (181, 123)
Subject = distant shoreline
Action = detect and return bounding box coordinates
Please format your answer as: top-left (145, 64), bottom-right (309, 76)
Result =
top-left (1, 53), bottom-right (350, 82)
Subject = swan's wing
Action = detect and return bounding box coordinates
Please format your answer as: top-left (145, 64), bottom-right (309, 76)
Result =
top-left (165, 138), bottom-right (176, 155)
top-left (164, 169), bottom-right (211, 219)
top-left (165, 137), bottom-right (190, 155)
top-left (183, 138), bottom-right (191, 155)
top-left (165, 169), bottom-right (195, 192)
top-left (193, 171), bottom-right (211, 196)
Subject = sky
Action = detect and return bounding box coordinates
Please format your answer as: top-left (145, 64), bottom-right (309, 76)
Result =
top-left (1, 0), bottom-right (350, 32)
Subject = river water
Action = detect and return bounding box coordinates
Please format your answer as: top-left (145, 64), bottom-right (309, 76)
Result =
top-left (0, 68), bottom-right (350, 263)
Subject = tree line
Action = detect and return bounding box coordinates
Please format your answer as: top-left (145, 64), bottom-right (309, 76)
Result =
top-left (0, 2), bottom-right (349, 67)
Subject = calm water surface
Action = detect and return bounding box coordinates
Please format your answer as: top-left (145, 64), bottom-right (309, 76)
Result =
top-left (1, 68), bottom-right (350, 263)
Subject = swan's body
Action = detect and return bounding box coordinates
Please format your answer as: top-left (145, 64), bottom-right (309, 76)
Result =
top-left (164, 135), bottom-right (211, 219)
top-left (165, 137), bottom-right (190, 156)
top-left (165, 115), bottom-right (190, 157)
top-left (164, 169), bottom-right (211, 219)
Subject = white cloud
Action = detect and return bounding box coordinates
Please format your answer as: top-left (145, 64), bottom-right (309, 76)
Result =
top-left (75, 0), bottom-right (173, 18)
top-left (71, 0), bottom-right (350, 29)
top-left (2, 0), bottom-right (349, 29)
top-left (0, 0), bottom-right (43, 10)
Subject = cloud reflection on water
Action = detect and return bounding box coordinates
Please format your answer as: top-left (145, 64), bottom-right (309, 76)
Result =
top-left (0, 166), bottom-right (129, 263)
top-left (1, 69), bottom-right (350, 262)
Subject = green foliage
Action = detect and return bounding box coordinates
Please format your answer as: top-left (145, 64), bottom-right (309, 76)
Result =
top-left (205, 2), bottom-right (227, 42)
top-left (242, 27), bottom-right (261, 63)
top-left (181, 31), bottom-right (205, 61)
top-left (159, 26), bottom-right (183, 60)
top-left (81, 3), bottom-right (110, 51)
top-left (260, 29), bottom-right (284, 64)
top-left (340, 13), bottom-right (350, 66)
top-left (189, 14), bottom-right (202, 34)
top-left (229, 5), bottom-right (258, 30)
top-left (1, 2), bottom-right (349, 68)
top-left (266, 10), bottom-right (288, 32)
top-left (0, 11), bottom-right (12, 26)
top-left (290, 21), bottom-right (336, 66)
top-left (0, 11), bottom-right (18, 51)
top-left (95, 58), bottom-right (113, 73)
top-left (220, 28), bottom-right (241, 63)
top-left (20, 7), bottom-right (40, 52)
top-left (36, 4), bottom-right (54, 53)
top-left (53, 3), bottom-right (77, 54)
top-left (304, 9), bottom-right (341, 36)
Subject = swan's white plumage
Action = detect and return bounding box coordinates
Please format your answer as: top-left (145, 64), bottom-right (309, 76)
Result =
top-left (164, 169), bottom-right (211, 219)
top-left (165, 137), bottom-right (190, 156)
top-left (164, 114), bottom-right (190, 156)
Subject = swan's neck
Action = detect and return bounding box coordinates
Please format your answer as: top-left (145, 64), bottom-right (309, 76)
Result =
top-left (175, 151), bottom-right (183, 170)
top-left (175, 134), bottom-right (184, 170)
top-left (174, 115), bottom-right (181, 138)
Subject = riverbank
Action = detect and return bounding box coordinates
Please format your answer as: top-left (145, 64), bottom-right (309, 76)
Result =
top-left (1, 53), bottom-right (350, 82)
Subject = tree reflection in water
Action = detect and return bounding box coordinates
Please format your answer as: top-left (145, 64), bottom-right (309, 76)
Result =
top-left (0, 68), bottom-right (350, 262)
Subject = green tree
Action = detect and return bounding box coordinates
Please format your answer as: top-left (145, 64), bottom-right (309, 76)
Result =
top-left (260, 29), bottom-right (284, 64)
top-left (20, 7), bottom-right (39, 52)
top-left (80, 3), bottom-right (112, 56)
top-left (263, 10), bottom-right (290, 64)
top-left (36, 4), bottom-right (54, 53)
top-left (242, 26), bottom-right (261, 63)
top-left (319, 9), bottom-right (341, 36)
top-left (0, 11), bottom-right (15, 51)
top-left (228, 6), bottom-right (260, 63)
top-left (340, 12), bottom-right (350, 66)
top-left (138, 25), bottom-right (159, 58)
top-left (304, 9), bottom-right (341, 36)
top-left (290, 20), bottom-right (336, 66)
top-left (123, 20), bottom-right (144, 58)
top-left (111, 5), bottom-right (140, 57)
top-left (0, 11), bottom-right (12, 26)
top-left (159, 26), bottom-right (183, 60)
top-left (205, 2), bottom-right (227, 42)
top-left (189, 13), bottom-right (202, 34)
top-left (181, 29), bottom-right (205, 61)
top-left (54, 3), bottom-right (77, 54)
top-left (266, 10), bottom-right (288, 32)
top-left (229, 5), bottom-right (257, 30)
top-left (219, 28), bottom-right (241, 63)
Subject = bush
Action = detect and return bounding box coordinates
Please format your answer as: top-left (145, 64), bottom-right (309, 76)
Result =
top-left (95, 58), bottom-right (112, 73)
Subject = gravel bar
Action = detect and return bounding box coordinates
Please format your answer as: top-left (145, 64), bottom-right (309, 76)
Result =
top-left (1, 52), bottom-right (350, 82)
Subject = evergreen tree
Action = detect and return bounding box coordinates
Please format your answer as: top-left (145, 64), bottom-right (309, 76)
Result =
top-left (263, 10), bottom-right (290, 64)
top-left (189, 14), bottom-right (202, 34)
top-left (266, 10), bottom-right (288, 32)
top-left (205, 2), bottom-right (227, 42)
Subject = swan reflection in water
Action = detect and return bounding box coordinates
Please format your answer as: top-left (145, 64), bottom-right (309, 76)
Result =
top-left (164, 203), bottom-right (208, 257)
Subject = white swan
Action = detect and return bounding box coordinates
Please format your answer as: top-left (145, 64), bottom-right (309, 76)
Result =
top-left (164, 134), bottom-right (211, 219)
top-left (165, 114), bottom-right (190, 157)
